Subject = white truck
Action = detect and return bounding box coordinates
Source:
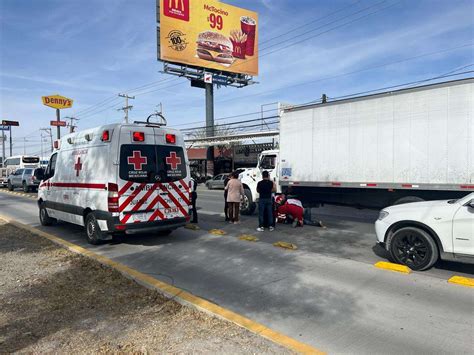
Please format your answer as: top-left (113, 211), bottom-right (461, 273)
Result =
top-left (240, 78), bottom-right (474, 214)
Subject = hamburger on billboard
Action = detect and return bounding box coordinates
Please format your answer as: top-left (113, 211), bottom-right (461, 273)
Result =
top-left (159, 0), bottom-right (258, 76)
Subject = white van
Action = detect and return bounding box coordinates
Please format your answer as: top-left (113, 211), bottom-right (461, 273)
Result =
top-left (38, 121), bottom-right (191, 244)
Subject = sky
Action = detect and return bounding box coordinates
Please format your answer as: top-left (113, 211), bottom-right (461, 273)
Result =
top-left (0, 0), bottom-right (473, 156)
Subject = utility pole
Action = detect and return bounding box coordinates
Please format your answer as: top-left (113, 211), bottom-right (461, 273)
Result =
top-left (40, 128), bottom-right (53, 153)
top-left (205, 83), bottom-right (214, 176)
top-left (118, 93), bottom-right (135, 123)
top-left (64, 116), bottom-right (79, 133)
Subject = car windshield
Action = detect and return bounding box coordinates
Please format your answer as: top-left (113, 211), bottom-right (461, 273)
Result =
top-left (120, 144), bottom-right (186, 183)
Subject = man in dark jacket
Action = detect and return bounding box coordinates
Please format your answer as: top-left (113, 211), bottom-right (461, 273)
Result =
top-left (190, 178), bottom-right (198, 223)
top-left (256, 170), bottom-right (276, 232)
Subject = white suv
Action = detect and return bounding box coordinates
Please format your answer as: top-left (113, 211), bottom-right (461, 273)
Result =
top-left (375, 193), bottom-right (474, 270)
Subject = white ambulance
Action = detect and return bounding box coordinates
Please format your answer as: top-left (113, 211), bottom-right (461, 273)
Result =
top-left (38, 121), bottom-right (191, 244)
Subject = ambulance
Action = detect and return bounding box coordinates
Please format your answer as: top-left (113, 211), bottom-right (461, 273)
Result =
top-left (38, 121), bottom-right (191, 244)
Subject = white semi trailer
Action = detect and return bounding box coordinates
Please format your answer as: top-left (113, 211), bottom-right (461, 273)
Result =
top-left (240, 78), bottom-right (474, 214)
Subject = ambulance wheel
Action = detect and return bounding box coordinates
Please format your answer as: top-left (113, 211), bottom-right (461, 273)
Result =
top-left (39, 203), bottom-right (55, 226)
top-left (85, 213), bottom-right (104, 245)
top-left (23, 182), bottom-right (30, 193)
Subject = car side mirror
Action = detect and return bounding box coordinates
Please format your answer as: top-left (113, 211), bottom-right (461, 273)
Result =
top-left (468, 200), bottom-right (474, 209)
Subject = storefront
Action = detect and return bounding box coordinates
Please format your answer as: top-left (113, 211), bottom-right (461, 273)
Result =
top-left (187, 142), bottom-right (275, 180)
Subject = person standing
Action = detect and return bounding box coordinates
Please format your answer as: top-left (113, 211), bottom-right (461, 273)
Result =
top-left (190, 178), bottom-right (198, 223)
top-left (223, 174), bottom-right (230, 221)
top-left (225, 171), bottom-right (244, 224)
top-left (256, 170), bottom-right (276, 232)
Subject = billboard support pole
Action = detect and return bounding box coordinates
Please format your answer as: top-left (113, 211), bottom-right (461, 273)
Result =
top-left (205, 82), bottom-right (214, 176)
top-left (205, 83), bottom-right (214, 137)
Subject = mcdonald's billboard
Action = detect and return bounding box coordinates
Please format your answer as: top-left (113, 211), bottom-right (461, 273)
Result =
top-left (159, 0), bottom-right (258, 76)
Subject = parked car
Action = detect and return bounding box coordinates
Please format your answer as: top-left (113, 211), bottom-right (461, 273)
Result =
top-left (375, 193), bottom-right (474, 271)
top-left (205, 174), bottom-right (227, 190)
top-left (7, 167), bottom-right (44, 192)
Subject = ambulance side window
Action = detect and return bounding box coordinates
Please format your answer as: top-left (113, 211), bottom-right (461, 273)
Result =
top-left (45, 153), bottom-right (57, 179)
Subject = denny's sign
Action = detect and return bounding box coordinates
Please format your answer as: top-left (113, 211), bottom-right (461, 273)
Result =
top-left (42, 94), bottom-right (73, 110)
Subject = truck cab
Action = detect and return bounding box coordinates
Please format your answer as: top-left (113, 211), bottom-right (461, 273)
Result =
top-left (239, 149), bottom-right (280, 215)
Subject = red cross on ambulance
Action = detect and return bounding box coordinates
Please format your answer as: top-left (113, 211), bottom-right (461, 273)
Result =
top-left (128, 151), bottom-right (147, 170)
top-left (74, 156), bottom-right (83, 177)
top-left (166, 152), bottom-right (181, 170)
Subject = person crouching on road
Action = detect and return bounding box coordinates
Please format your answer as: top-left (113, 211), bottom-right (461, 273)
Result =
top-left (276, 194), bottom-right (304, 228)
top-left (256, 170), bottom-right (276, 232)
top-left (224, 174), bottom-right (230, 221)
top-left (225, 171), bottom-right (244, 224)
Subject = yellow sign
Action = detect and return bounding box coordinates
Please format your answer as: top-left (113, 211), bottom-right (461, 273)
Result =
top-left (42, 94), bottom-right (73, 109)
top-left (160, 0), bottom-right (258, 76)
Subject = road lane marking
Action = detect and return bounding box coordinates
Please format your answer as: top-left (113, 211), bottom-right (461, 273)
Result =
top-left (209, 229), bottom-right (226, 235)
top-left (184, 224), bottom-right (200, 230)
top-left (273, 241), bottom-right (298, 250)
top-left (374, 261), bottom-right (411, 274)
top-left (0, 214), bottom-right (324, 354)
top-left (0, 189), bottom-right (36, 200)
top-left (239, 234), bottom-right (259, 242)
top-left (448, 276), bottom-right (474, 288)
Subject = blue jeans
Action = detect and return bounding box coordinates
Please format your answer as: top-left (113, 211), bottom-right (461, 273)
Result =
top-left (258, 198), bottom-right (273, 228)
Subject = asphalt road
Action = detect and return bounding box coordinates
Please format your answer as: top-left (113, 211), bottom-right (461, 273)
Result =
top-left (1, 187), bottom-right (473, 354)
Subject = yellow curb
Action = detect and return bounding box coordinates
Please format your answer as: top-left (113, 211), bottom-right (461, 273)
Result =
top-left (273, 241), bottom-right (298, 250)
top-left (184, 224), bottom-right (200, 230)
top-left (239, 234), bottom-right (259, 242)
top-left (209, 229), bottom-right (226, 236)
top-left (374, 261), bottom-right (411, 274)
top-left (448, 276), bottom-right (474, 288)
top-left (0, 214), bottom-right (324, 355)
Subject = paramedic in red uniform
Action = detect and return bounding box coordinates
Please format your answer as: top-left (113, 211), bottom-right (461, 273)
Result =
top-left (276, 195), bottom-right (305, 227)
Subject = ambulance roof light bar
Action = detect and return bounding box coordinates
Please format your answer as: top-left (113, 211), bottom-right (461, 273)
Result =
top-left (134, 112), bottom-right (167, 127)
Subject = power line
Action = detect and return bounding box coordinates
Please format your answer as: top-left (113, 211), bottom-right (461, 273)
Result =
top-left (214, 42), bottom-right (474, 105)
top-left (302, 70), bottom-right (474, 106)
top-left (259, 0), bottom-right (363, 47)
top-left (173, 107), bottom-right (279, 129)
top-left (180, 115), bottom-right (279, 132)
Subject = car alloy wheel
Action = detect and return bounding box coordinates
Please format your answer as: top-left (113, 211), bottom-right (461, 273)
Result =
top-left (389, 227), bottom-right (438, 271)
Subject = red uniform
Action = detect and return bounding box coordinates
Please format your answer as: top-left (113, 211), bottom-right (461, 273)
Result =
top-left (277, 198), bottom-right (304, 226)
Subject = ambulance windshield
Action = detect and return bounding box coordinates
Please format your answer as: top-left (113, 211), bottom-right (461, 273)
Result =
top-left (120, 145), bottom-right (186, 183)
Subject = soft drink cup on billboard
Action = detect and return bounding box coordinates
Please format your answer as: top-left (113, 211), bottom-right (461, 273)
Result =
top-left (240, 16), bottom-right (256, 56)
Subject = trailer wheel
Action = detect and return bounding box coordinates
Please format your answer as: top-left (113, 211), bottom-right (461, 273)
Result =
top-left (240, 188), bottom-right (256, 215)
top-left (85, 213), bottom-right (104, 245)
top-left (39, 203), bottom-right (55, 226)
top-left (393, 196), bottom-right (424, 206)
top-left (387, 227), bottom-right (438, 271)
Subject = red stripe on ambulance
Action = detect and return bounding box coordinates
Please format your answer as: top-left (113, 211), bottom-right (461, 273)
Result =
top-left (158, 183), bottom-right (189, 217)
top-left (120, 183), bottom-right (160, 224)
top-left (119, 183), bottom-right (147, 212)
top-left (169, 181), bottom-right (191, 205)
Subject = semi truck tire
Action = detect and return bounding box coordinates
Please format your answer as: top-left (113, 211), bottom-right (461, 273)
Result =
top-left (240, 188), bottom-right (256, 215)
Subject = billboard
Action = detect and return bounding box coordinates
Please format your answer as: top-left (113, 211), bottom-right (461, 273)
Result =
top-left (42, 95), bottom-right (73, 109)
top-left (159, 0), bottom-right (258, 76)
